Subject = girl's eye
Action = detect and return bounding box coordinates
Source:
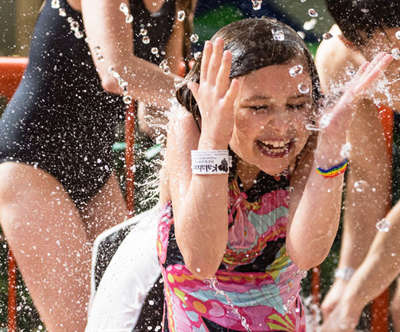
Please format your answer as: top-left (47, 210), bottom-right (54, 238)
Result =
top-left (248, 105), bottom-right (269, 111)
top-left (287, 103), bottom-right (306, 110)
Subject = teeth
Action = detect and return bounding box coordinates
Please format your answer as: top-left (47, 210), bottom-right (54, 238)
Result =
top-left (261, 140), bottom-right (289, 148)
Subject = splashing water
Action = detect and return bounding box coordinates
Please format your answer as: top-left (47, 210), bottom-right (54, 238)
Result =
top-left (354, 180), bottom-right (368, 193)
top-left (396, 31), bottom-right (400, 40)
top-left (119, 3), bottom-right (133, 24)
top-left (251, 0), bottom-right (262, 10)
top-left (206, 278), bottom-right (252, 332)
top-left (142, 36), bottom-right (150, 44)
top-left (303, 18), bottom-right (317, 31)
top-left (272, 29), bottom-right (285, 41)
top-left (190, 33), bottom-right (199, 43)
top-left (51, 0), bottom-right (60, 9)
top-left (151, 47), bottom-right (159, 55)
top-left (340, 142), bottom-right (352, 159)
top-left (308, 8), bottom-right (318, 17)
top-left (376, 218), bottom-right (390, 232)
top-left (297, 31), bottom-right (306, 39)
top-left (177, 10), bottom-right (186, 21)
top-left (392, 48), bottom-right (400, 60)
top-left (319, 112), bottom-right (333, 129)
top-left (289, 64), bottom-right (303, 77)
top-left (305, 123), bottom-right (320, 131)
top-left (159, 59), bottom-right (170, 75)
top-left (298, 83), bottom-right (310, 94)
top-left (322, 32), bottom-right (333, 40)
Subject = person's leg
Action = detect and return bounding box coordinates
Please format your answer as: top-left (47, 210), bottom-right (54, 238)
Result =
top-left (391, 278), bottom-right (400, 332)
top-left (81, 173), bottom-right (128, 242)
top-left (0, 162), bottom-right (91, 332)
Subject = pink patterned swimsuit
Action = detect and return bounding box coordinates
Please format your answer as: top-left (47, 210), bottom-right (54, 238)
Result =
top-left (157, 172), bottom-right (306, 331)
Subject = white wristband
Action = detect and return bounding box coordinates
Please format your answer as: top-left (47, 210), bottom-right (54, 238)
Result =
top-left (191, 150), bottom-right (232, 175)
top-left (334, 267), bottom-right (355, 281)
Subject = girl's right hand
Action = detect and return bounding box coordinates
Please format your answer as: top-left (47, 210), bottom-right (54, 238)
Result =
top-left (188, 38), bottom-right (240, 148)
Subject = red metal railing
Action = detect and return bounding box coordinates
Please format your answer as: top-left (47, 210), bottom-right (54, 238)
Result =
top-left (0, 56), bottom-right (28, 332)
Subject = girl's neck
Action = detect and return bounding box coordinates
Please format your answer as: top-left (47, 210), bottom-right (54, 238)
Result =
top-left (236, 159), bottom-right (261, 191)
top-left (142, 0), bottom-right (166, 14)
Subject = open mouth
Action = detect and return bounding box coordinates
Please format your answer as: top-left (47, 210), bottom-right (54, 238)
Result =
top-left (256, 139), bottom-right (292, 158)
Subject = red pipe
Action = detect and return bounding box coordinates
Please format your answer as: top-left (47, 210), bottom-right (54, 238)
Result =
top-left (0, 56), bottom-right (27, 332)
top-left (125, 104), bottom-right (135, 216)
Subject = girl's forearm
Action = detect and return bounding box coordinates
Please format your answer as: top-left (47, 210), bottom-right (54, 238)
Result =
top-left (174, 137), bottom-right (230, 279)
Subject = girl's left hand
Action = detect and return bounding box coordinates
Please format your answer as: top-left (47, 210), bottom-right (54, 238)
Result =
top-left (320, 52), bottom-right (393, 136)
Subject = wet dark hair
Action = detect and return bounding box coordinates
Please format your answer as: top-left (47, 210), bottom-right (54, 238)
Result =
top-left (326, 0), bottom-right (400, 46)
top-left (176, 17), bottom-right (320, 179)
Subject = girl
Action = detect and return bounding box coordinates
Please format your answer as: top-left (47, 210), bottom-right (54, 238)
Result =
top-left (157, 17), bottom-right (392, 331)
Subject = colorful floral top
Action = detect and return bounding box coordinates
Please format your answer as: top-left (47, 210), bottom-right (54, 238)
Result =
top-left (157, 172), bottom-right (306, 331)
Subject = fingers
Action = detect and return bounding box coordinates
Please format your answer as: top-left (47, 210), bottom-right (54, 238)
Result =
top-left (207, 37), bottom-right (225, 85)
top-left (224, 78), bottom-right (240, 106)
top-left (200, 41), bottom-right (212, 83)
top-left (216, 51), bottom-right (233, 97)
top-left (354, 53), bottom-right (393, 94)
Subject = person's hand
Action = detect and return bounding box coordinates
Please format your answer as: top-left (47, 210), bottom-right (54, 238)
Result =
top-left (320, 52), bottom-right (393, 136)
top-left (188, 37), bottom-right (240, 148)
top-left (321, 278), bottom-right (349, 319)
top-left (320, 298), bottom-right (363, 332)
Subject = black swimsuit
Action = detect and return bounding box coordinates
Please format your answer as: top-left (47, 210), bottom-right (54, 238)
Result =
top-left (0, 0), bottom-right (175, 208)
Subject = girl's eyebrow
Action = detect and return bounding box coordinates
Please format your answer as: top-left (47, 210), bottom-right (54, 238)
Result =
top-left (242, 95), bottom-right (271, 103)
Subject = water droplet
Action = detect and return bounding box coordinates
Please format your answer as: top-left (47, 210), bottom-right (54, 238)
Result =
top-left (196, 267), bottom-right (201, 273)
top-left (360, 8), bottom-right (369, 13)
top-left (298, 83), bottom-right (310, 94)
top-left (300, 0), bottom-right (306, 2)
top-left (376, 218), bottom-right (390, 232)
top-left (323, 32), bottom-right (333, 40)
top-left (177, 10), bottom-right (186, 21)
top-left (396, 31), bottom-right (400, 40)
top-left (303, 18), bottom-right (317, 30)
top-left (142, 36), bottom-right (150, 44)
top-left (70, 21), bottom-right (79, 31)
top-left (289, 64), bottom-right (303, 77)
top-left (97, 55), bottom-right (104, 62)
top-left (190, 33), bottom-right (199, 43)
top-left (123, 95), bottom-right (133, 105)
top-left (119, 3), bottom-right (128, 14)
top-left (140, 28), bottom-right (148, 36)
top-left (354, 180), bottom-right (368, 192)
top-left (308, 8), bottom-right (318, 17)
top-left (58, 8), bottom-right (66, 17)
top-left (319, 112), bottom-right (333, 129)
top-left (346, 67), bottom-right (356, 76)
top-left (151, 47), bottom-right (159, 55)
top-left (305, 123), bottom-right (320, 131)
top-left (272, 29), bottom-right (285, 41)
top-left (125, 15), bottom-right (133, 24)
top-left (251, 0), bottom-right (262, 10)
top-left (392, 48), bottom-right (400, 60)
top-left (194, 51), bottom-right (202, 60)
top-left (297, 31), bottom-right (306, 39)
top-left (67, 17), bottom-right (73, 23)
top-left (74, 31), bottom-right (84, 39)
top-left (51, 0), bottom-right (60, 9)
top-left (340, 142), bottom-right (352, 159)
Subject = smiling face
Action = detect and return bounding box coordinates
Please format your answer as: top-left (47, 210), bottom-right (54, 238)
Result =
top-left (229, 61), bottom-right (314, 176)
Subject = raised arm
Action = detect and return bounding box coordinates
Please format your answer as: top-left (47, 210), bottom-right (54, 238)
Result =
top-left (286, 53), bottom-right (393, 270)
top-left (166, 39), bottom-right (239, 279)
top-left (81, 0), bottom-right (182, 108)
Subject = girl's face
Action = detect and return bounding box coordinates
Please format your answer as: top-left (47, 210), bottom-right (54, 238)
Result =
top-left (229, 61), bottom-right (314, 176)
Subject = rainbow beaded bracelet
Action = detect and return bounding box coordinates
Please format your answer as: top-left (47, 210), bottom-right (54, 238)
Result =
top-left (316, 159), bottom-right (349, 178)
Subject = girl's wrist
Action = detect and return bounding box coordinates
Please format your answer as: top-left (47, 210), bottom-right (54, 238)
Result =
top-left (198, 135), bottom-right (229, 150)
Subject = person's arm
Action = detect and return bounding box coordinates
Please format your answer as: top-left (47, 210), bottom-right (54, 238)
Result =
top-left (81, 0), bottom-right (181, 108)
top-left (321, 202), bottom-right (400, 332)
top-left (166, 39), bottom-right (239, 279)
top-left (286, 55), bottom-right (393, 270)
